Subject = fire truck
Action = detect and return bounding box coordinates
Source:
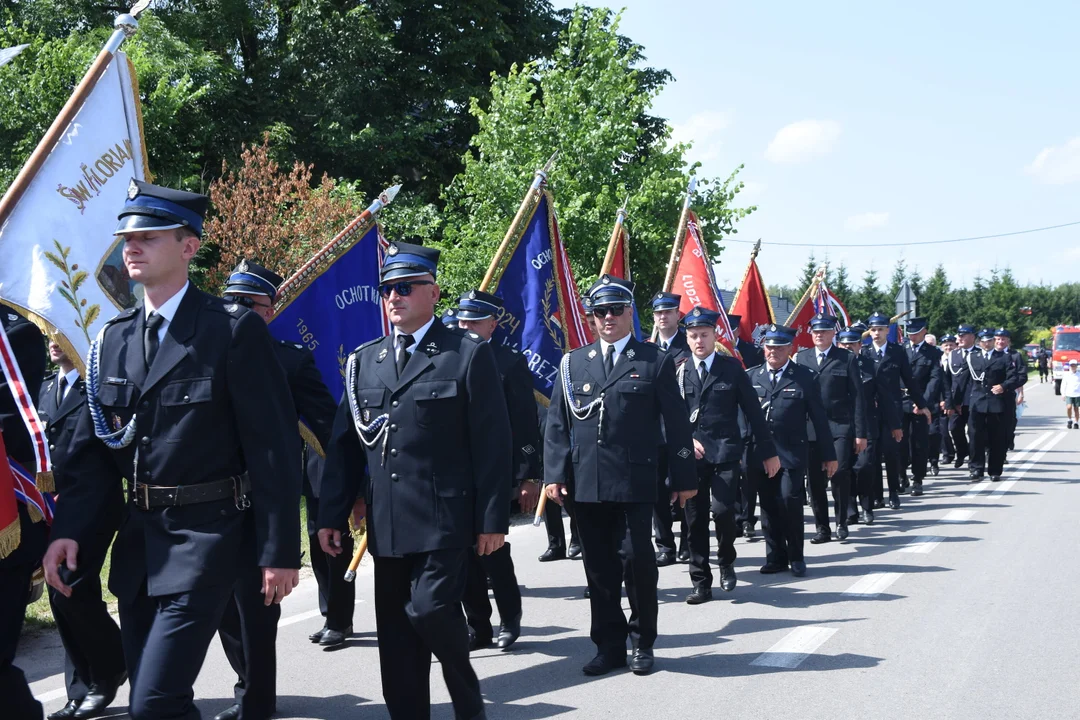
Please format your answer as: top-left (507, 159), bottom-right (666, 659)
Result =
top-left (1052, 325), bottom-right (1080, 395)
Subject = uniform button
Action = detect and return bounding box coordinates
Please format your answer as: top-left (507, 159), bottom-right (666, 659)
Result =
top-left (392, 401), bottom-right (399, 408)
top-left (140, 400), bottom-right (149, 410)
top-left (183, 395), bottom-right (190, 403)
top-left (141, 436), bottom-right (150, 446)
top-left (598, 439), bottom-right (604, 446)
top-left (49, 444), bottom-right (55, 451)
top-left (390, 473), bottom-right (399, 481)
top-left (390, 449), bottom-right (398, 457)
top-left (431, 391), bottom-right (438, 397)
top-left (390, 424), bottom-right (398, 431)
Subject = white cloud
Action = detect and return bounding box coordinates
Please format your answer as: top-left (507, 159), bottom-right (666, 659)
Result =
top-left (1024, 136), bottom-right (1080, 184)
top-left (671, 110), bottom-right (732, 164)
top-left (765, 119), bottom-right (841, 164)
top-left (844, 211), bottom-right (890, 231)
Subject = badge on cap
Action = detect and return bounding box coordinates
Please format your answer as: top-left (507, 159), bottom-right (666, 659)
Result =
top-left (238, 258), bottom-right (249, 273)
top-left (693, 308), bottom-right (701, 317)
top-left (127, 178), bottom-right (139, 200)
top-left (655, 292), bottom-right (663, 300)
top-left (770, 324), bottom-right (777, 332)
top-left (387, 244), bottom-right (399, 256)
top-left (602, 276), bottom-right (610, 285)
top-left (468, 291), bottom-right (476, 299)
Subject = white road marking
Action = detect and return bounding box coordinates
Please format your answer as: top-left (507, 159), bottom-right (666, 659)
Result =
top-left (33, 687), bottom-right (68, 703)
top-left (899, 536), bottom-right (944, 554)
top-left (941, 509), bottom-right (976, 523)
top-left (750, 626), bottom-right (838, 668)
top-left (843, 572), bottom-right (902, 597)
top-left (964, 481), bottom-right (991, 498)
top-left (278, 608), bottom-right (324, 628)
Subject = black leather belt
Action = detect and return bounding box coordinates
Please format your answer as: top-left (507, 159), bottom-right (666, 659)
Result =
top-left (133, 474), bottom-right (250, 510)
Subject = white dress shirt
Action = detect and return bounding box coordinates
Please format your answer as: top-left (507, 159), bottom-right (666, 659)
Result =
top-left (394, 315), bottom-right (436, 358)
top-left (599, 333), bottom-right (633, 365)
top-left (144, 280), bottom-right (190, 343)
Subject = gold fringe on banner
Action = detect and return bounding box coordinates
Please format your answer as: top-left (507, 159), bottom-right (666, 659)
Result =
top-left (25, 502), bottom-right (43, 524)
top-left (0, 519), bottom-right (20, 559)
top-left (36, 470), bottom-right (55, 493)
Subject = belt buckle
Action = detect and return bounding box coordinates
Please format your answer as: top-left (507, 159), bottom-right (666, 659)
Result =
top-left (137, 483), bottom-right (150, 511)
top-left (233, 476), bottom-right (251, 511)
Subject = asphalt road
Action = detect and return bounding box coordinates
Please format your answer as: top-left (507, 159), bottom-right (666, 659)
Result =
top-left (19, 377), bottom-right (1080, 719)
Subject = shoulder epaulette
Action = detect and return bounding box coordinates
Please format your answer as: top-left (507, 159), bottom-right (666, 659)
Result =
top-left (352, 336), bottom-right (385, 355)
top-left (277, 339), bottom-right (306, 351)
top-left (103, 306), bottom-right (138, 330)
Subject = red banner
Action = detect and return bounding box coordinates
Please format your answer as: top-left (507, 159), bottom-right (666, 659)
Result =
top-left (729, 256), bottom-right (775, 344)
top-left (787, 295), bottom-right (817, 349)
top-left (671, 211), bottom-right (737, 358)
top-left (552, 209), bottom-right (592, 349)
top-left (0, 432), bottom-right (17, 558)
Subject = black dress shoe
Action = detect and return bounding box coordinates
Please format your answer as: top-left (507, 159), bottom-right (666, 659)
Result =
top-left (567, 543), bottom-right (582, 559)
top-left (468, 627), bottom-right (493, 651)
top-left (742, 522), bottom-right (755, 539)
top-left (320, 625), bottom-right (352, 647)
top-left (954, 457), bottom-right (966, 469)
top-left (73, 679), bottom-right (123, 719)
top-left (582, 652), bottom-right (626, 676)
top-left (538, 547), bottom-right (566, 562)
top-left (309, 624), bottom-right (329, 643)
top-left (760, 561), bottom-right (788, 574)
top-left (887, 493), bottom-right (901, 510)
top-left (930, 462), bottom-right (940, 476)
top-left (497, 613), bottom-right (521, 649)
top-left (655, 551), bottom-right (676, 567)
top-left (719, 564), bottom-right (737, 592)
top-left (685, 587), bottom-right (712, 604)
top-left (911, 481), bottom-right (923, 497)
top-left (810, 530), bottom-right (831, 544)
top-left (873, 499), bottom-right (885, 509)
top-left (790, 560), bottom-right (807, 577)
top-left (990, 475), bottom-right (1002, 482)
top-left (860, 509), bottom-right (874, 525)
top-left (212, 705), bottom-right (240, 720)
top-left (836, 524), bottom-right (849, 541)
top-left (48, 699), bottom-right (81, 720)
top-left (629, 648), bottom-right (655, 675)
top-left (676, 548), bottom-right (691, 563)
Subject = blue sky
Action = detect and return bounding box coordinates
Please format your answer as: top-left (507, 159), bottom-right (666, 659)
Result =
top-left (552, 1), bottom-right (1080, 291)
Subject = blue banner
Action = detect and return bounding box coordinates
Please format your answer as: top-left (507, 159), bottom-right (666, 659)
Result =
top-left (269, 224), bottom-right (385, 403)
top-left (491, 193), bottom-right (570, 400)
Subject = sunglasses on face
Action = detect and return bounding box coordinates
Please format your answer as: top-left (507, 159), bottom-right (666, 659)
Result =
top-left (225, 295), bottom-right (273, 310)
top-left (378, 280), bottom-right (434, 299)
top-left (591, 304), bottom-right (628, 318)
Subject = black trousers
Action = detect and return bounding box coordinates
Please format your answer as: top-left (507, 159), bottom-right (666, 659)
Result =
top-left (575, 501), bottom-right (657, 656)
top-left (853, 430), bottom-right (878, 513)
top-left (373, 549), bottom-right (484, 720)
top-left (734, 459), bottom-right (758, 528)
top-left (0, 506), bottom-right (47, 720)
top-left (809, 433), bottom-right (853, 532)
top-left (119, 579), bottom-right (234, 720)
top-left (949, 406), bottom-right (970, 462)
top-left (684, 462), bottom-right (739, 590)
top-left (651, 454), bottom-right (686, 555)
top-left (462, 542), bottom-right (521, 642)
top-left (970, 409), bottom-right (1008, 477)
top-left (939, 413), bottom-right (955, 460)
top-left (902, 411), bottom-right (931, 481)
top-left (542, 497), bottom-right (579, 552)
top-left (47, 542), bottom-right (125, 703)
top-left (750, 465), bottom-right (806, 565)
top-left (218, 566), bottom-right (281, 719)
top-left (304, 493), bottom-right (355, 631)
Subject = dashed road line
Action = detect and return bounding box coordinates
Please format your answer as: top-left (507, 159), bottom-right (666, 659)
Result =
top-left (899, 536), bottom-right (944, 554)
top-left (750, 626), bottom-right (838, 669)
top-left (843, 572), bottom-right (902, 597)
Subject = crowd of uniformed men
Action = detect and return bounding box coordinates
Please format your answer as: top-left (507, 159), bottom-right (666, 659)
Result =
top-left (0, 181), bottom-right (1028, 720)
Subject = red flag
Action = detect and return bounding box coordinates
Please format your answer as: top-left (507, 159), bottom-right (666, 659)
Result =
top-left (671, 211), bottom-right (738, 358)
top-left (729, 254), bottom-right (775, 344)
top-left (552, 209), bottom-right (593, 349)
top-left (785, 273), bottom-right (823, 349)
top-left (0, 432), bottom-right (17, 558)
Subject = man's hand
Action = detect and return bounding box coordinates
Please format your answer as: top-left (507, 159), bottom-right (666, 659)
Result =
top-left (261, 567), bottom-right (300, 606)
top-left (763, 456), bottom-right (781, 477)
top-left (892, 429), bottom-right (903, 442)
top-left (318, 528), bottom-right (344, 557)
top-left (351, 498), bottom-right (366, 528)
top-left (991, 384), bottom-right (1004, 395)
top-left (670, 489), bottom-right (698, 508)
top-left (517, 481), bottom-right (540, 514)
top-left (855, 437), bottom-right (868, 453)
top-left (823, 460), bottom-right (839, 478)
top-left (477, 533), bottom-right (505, 556)
top-left (918, 407), bottom-right (932, 421)
top-left (43, 539), bottom-right (79, 598)
top-left (693, 439), bottom-right (705, 460)
top-left (546, 483), bottom-right (568, 506)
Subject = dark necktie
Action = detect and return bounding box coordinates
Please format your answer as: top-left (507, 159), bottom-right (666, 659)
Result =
top-left (396, 334), bottom-right (414, 377)
top-left (604, 344), bottom-right (615, 378)
top-left (56, 375), bottom-right (67, 405)
top-left (771, 368), bottom-right (781, 387)
top-left (660, 340), bottom-right (669, 351)
top-left (144, 312), bottom-right (164, 369)
top-left (698, 360), bottom-right (707, 385)
top-left (818, 351), bottom-right (826, 367)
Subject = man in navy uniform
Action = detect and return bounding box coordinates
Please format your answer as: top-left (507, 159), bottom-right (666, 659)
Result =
top-left (901, 317), bottom-right (943, 496)
top-left (677, 308), bottom-right (778, 604)
top-left (862, 312), bottom-right (929, 509)
top-left (967, 328), bottom-right (1023, 481)
top-left (993, 329), bottom-right (1028, 457)
top-left (454, 289), bottom-right (541, 651)
top-left (647, 291), bottom-right (691, 565)
top-left (794, 314), bottom-right (867, 543)
top-left (545, 275), bottom-right (696, 676)
top-left (837, 327), bottom-right (901, 526)
top-left (746, 325), bottom-right (836, 576)
top-left (212, 259), bottom-right (341, 720)
top-left (318, 242), bottom-right (510, 720)
top-left (935, 334), bottom-right (958, 467)
top-left (38, 340), bottom-right (125, 720)
top-left (728, 314), bottom-right (764, 368)
top-left (944, 325), bottom-right (977, 470)
top-left (1, 305), bottom-right (48, 720)
top-left (42, 180), bottom-right (303, 720)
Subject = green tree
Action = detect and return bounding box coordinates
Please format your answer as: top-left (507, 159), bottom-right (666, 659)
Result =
top-left (429, 6), bottom-right (755, 306)
top-left (830, 263), bottom-right (854, 308)
top-left (919, 264), bottom-right (955, 335)
top-left (851, 267), bottom-right (888, 321)
top-left (888, 256), bottom-right (907, 300)
top-left (797, 253), bottom-right (818, 296)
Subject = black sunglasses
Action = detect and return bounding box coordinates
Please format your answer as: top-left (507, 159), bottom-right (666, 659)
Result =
top-left (225, 294), bottom-right (273, 309)
top-left (591, 304), bottom-right (628, 318)
top-left (378, 280), bottom-right (434, 299)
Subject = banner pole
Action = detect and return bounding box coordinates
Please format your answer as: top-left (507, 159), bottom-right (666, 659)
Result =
top-left (599, 198), bottom-right (629, 276)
